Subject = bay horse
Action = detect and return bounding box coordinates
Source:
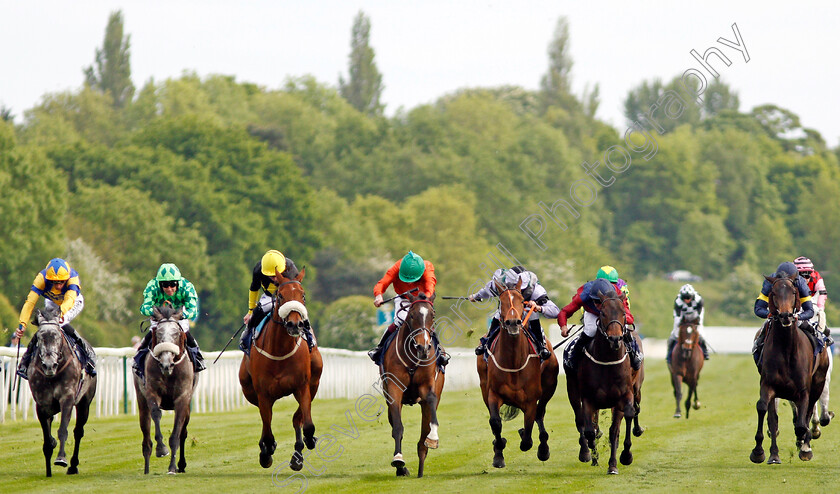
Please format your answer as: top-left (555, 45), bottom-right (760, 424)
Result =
top-left (476, 280), bottom-right (559, 469)
top-left (380, 291), bottom-right (444, 478)
top-left (750, 274), bottom-right (829, 464)
top-left (239, 267), bottom-right (323, 471)
top-left (133, 306), bottom-right (198, 474)
top-left (668, 313), bottom-right (704, 418)
top-left (567, 289), bottom-right (644, 475)
top-left (26, 307), bottom-right (97, 477)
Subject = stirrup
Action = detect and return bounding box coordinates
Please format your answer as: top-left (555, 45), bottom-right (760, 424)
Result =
top-left (474, 344), bottom-right (485, 356)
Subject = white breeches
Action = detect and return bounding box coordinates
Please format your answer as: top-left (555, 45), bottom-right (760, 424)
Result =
top-left (582, 311), bottom-right (599, 337)
top-left (46, 294), bottom-right (84, 327)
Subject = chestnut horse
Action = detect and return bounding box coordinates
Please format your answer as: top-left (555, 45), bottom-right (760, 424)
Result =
top-left (567, 289), bottom-right (644, 475)
top-left (239, 267), bottom-right (323, 470)
top-left (477, 280), bottom-right (559, 469)
top-left (379, 292), bottom-right (444, 478)
top-left (750, 274), bottom-right (829, 464)
top-left (133, 306), bottom-right (197, 474)
top-left (26, 307), bottom-right (97, 477)
top-left (668, 313), bottom-right (704, 419)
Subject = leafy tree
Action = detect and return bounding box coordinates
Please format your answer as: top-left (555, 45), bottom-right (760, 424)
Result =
top-left (84, 10), bottom-right (135, 108)
top-left (540, 17), bottom-right (579, 113)
top-left (317, 295), bottom-right (379, 350)
top-left (339, 11), bottom-right (384, 115)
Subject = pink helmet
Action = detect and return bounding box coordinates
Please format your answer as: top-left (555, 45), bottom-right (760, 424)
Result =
top-left (794, 256), bottom-right (814, 274)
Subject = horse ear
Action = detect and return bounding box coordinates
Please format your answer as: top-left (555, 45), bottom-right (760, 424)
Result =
top-left (429, 292), bottom-right (436, 303)
top-left (36, 309), bottom-right (45, 326)
top-left (174, 307), bottom-right (184, 319)
top-left (618, 290), bottom-right (626, 301)
top-left (152, 306), bottom-right (162, 320)
top-left (764, 275), bottom-right (776, 283)
top-left (296, 267), bottom-right (305, 281)
top-left (494, 279), bottom-right (504, 293)
top-left (515, 278), bottom-right (523, 291)
top-left (275, 267), bottom-right (283, 280)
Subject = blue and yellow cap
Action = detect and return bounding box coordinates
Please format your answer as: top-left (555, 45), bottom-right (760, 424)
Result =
top-left (45, 258), bottom-right (71, 281)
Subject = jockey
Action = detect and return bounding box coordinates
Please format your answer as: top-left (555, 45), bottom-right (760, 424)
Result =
top-left (134, 263), bottom-right (205, 377)
top-left (15, 258), bottom-right (97, 378)
top-left (665, 284), bottom-right (710, 363)
top-left (794, 256), bottom-right (830, 337)
top-left (752, 261), bottom-right (821, 366)
top-left (370, 251), bottom-right (448, 366)
top-left (239, 250), bottom-right (315, 353)
top-left (558, 267), bottom-right (642, 371)
top-left (471, 266), bottom-right (558, 361)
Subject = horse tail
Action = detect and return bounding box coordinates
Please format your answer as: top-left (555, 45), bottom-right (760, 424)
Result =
top-left (500, 404), bottom-right (521, 421)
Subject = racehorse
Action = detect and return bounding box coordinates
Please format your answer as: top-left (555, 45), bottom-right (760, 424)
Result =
top-left (751, 274), bottom-right (830, 464)
top-left (26, 307), bottom-right (97, 477)
top-left (567, 288), bottom-right (644, 475)
top-left (239, 267), bottom-right (323, 471)
top-left (380, 291), bottom-right (445, 478)
top-left (133, 306), bottom-right (198, 474)
top-left (668, 313), bottom-right (704, 418)
top-left (476, 280), bottom-right (559, 469)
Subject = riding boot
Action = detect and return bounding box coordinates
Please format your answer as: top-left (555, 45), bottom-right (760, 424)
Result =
top-left (475, 318), bottom-right (501, 356)
top-left (626, 338), bottom-right (643, 370)
top-left (568, 333), bottom-right (593, 373)
top-left (63, 324), bottom-right (97, 376)
top-left (133, 331), bottom-right (153, 378)
top-left (301, 322), bottom-right (317, 349)
top-left (16, 333), bottom-right (39, 380)
top-left (240, 306), bottom-right (266, 354)
top-left (431, 332), bottom-right (450, 367)
top-left (753, 323), bottom-right (767, 369)
top-left (699, 336), bottom-right (710, 360)
top-left (368, 324), bottom-right (396, 362)
top-left (665, 336), bottom-right (677, 364)
top-left (185, 331), bottom-right (206, 373)
top-left (528, 321), bottom-right (551, 361)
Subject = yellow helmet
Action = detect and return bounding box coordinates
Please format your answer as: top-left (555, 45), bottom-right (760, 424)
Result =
top-left (261, 250), bottom-right (286, 277)
top-left (45, 258), bottom-right (71, 281)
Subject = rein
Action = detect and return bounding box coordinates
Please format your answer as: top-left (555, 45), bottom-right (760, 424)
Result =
top-left (395, 300), bottom-right (435, 375)
top-left (488, 289), bottom-right (539, 373)
top-left (33, 324), bottom-right (77, 377)
top-left (255, 279), bottom-right (307, 361)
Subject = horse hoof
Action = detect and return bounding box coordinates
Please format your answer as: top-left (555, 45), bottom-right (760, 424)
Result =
top-left (608, 466), bottom-right (619, 475)
top-left (54, 457), bottom-right (68, 467)
top-left (595, 428), bottom-right (603, 439)
top-left (156, 446), bottom-right (169, 458)
top-left (768, 455), bottom-right (781, 465)
top-left (750, 449), bottom-right (765, 464)
top-left (424, 437), bottom-right (439, 449)
top-left (304, 435), bottom-right (317, 450)
top-left (259, 452), bottom-right (274, 469)
top-left (492, 456), bottom-right (505, 469)
top-left (633, 426), bottom-right (644, 437)
top-left (820, 411), bottom-right (834, 427)
top-left (177, 467), bottom-right (186, 473)
top-left (396, 466), bottom-right (410, 477)
top-left (812, 427), bottom-right (822, 440)
top-left (289, 451), bottom-right (303, 471)
top-left (391, 454), bottom-right (405, 468)
top-left (693, 402), bottom-right (701, 410)
top-left (620, 450), bottom-right (633, 465)
top-left (673, 413), bottom-right (681, 419)
top-left (579, 449), bottom-right (591, 463)
top-left (167, 470), bottom-right (177, 475)
top-left (492, 437), bottom-right (507, 451)
top-left (799, 450), bottom-right (813, 461)
top-left (537, 443), bottom-right (550, 462)
top-left (67, 466), bottom-right (78, 475)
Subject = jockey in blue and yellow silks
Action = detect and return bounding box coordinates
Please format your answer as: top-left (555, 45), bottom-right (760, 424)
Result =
top-left (14, 258), bottom-right (97, 378)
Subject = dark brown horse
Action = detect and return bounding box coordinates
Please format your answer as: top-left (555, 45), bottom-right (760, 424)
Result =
top-left (668, 313), bottom-right (704, 419)
top-left (476, 280), bottom-right (559, 469)
top-left (380, 292), bottom-right (444, 478)
top-left (133, 306), bottom-right (197, 474)
top-left (567, 289), bottom-right (644, 475)
top-left (26, 307), bottom-right (97, 477)
top-left (239, 267), bottom-right (323, 471)
top-left (750, 274), bottom-right (830, 464)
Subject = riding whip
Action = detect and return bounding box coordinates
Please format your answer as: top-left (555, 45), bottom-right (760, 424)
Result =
top-left (553, 325), bottom-right (582, 350)
top-left (11, 336), bottom-right (21, 392)
top-left (381, 287), bottom-right (419, 304)
top-left (214, 322), bottom-right (247, 364)
top-left (441, 296), bottom-right (472, 300)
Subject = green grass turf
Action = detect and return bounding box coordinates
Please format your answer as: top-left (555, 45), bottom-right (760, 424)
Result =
top-left (2, 355), bottom-right (840, 493)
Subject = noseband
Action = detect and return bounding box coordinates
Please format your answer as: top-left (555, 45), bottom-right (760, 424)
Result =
top-left (150, 319), bottom-right (187, 365)
top-left (768, 278), bottom-right (798, 328)
top-left (270, 280), bottom-right (310, 335)
top-left (398, 300), bottom-right (436, 370)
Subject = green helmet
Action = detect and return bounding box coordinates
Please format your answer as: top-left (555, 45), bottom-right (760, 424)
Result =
top-left (596, 265), bottom-right (619, 283)
top-left (398, 251), bottom-right (425, 283)
top-left (156, 263), bottom-right (182, 282)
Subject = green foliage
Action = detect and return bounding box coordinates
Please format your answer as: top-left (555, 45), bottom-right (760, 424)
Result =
top-left (339, 11), bottom-right (384, 115)
top-left (721, 262), bottom-right (763, 319)
top-left (316, 295), bottom-right (379, 350)
top-left (84, 10), bottom-right (135, 108)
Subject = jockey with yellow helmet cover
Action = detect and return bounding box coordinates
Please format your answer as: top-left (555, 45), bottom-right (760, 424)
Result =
top-left (239, 250), bottom-right (315, 353)
top-left (14, 258), bottom-right (97, 378)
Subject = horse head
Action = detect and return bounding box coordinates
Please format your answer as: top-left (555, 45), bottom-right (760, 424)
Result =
top-left (679, 315), bottom-right (699, 361)
top-left (272, 266), bottom-right (309, 338)
top-left (496, 278), bottom-right (525, 336)
top-left (403, 291), bottom-right (436, 366)
top-left (596, 289), bottom-right (627, 351)
top-left (766, 274), bottom-right (798, 328)
top-left (35, 308), bottom-right (65, 377)
top-left (151, 306), bottom-right (186, 377)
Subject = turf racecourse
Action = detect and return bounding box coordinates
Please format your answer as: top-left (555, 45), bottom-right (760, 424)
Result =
top-left (3, 355), bottom-right (840, 493)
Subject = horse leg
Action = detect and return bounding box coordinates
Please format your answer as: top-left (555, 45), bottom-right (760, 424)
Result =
top-left (290, 407), bottom-right (305, 471)
top-left (536, 362), bottom-right (557, 462)
top-left (53, 399), bottom-right (73, 468)
top-left (767, 393), bottom-right (781, 464)
top-left (607, 407), bottom-right (623, 474)
top-left (621, 412), bottom-right (634, 466)
top-left (487, 392), bottom-right (506, 469)
top-left (582, 400), bottom-right (599, 466)
top-left (36, 407), bottom-right (55, 477)
top-left (750, 388), bottom-right (769, 463)
top-left (417, 400), bottom-right (432, 478)
top-left (238, 357), bottom-right (258, 406)
top-left (567, 377), bottom-right (590, 463)
top-left (177, 407), bottom-right (190, 473)
top-left (167, 396), bottom-right (189, 474)
top-left (137, 394), bottom-right (152, 474)
top-left (388, 400), bottom-right (409, 476)
top-left (518, 402), bottom-right (536, 452)
top-left (671, 372), bottom-right (683, 419)
top-left (257, 395), bottom-right (277, 469)
top-left (149, 400), bottom-right (169, 458)
top-left (684, 383), bottom-right (694, 420)
top-left (796, 394), bottom-right (815, 461)
top-left (293, 386), bottom-right (317, 450)
top-left (67, 399), bottom-right (91, 475)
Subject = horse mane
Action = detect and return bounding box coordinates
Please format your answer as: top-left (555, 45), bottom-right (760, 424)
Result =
top-left (154, 305), bottom-right (182, 320)
top-left (281, 258), bottom-right (300, 279)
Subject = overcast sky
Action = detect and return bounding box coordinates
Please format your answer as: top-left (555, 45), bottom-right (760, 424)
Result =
top-left (3, 1), bottom-right (838, 145)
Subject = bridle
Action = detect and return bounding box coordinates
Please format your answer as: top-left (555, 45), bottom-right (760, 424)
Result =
top-left (150, 318), bottom-right (187, 366)
top-left (270, 279), bottom-right (310, 335)
top-left (34, 321), bottom-right (75, 377)
top-left (497, 286), bottom-right (526, 334)
top-left (398, 299), bottom-right (436, 370)
top-left (768, 277), bottom-right (799, 328)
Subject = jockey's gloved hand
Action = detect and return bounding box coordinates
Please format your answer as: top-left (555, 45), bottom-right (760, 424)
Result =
top-left (14, 324), bottom-right (25, 339)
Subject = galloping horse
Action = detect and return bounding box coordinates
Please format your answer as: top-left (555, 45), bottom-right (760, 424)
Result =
top-left (239, 267), bottom-right (323, 471)
top-left (477, 280), bottom-right (559, 469)
top-left (133, 306), bottom-right (197, 474)
top-left (750, 274), bottom-right (829, 464)
top-left (668, 313), bottom-right (704, 418)
top-left (567, 288), bottom-right (643, 475)
top-left (26, 307), bottom-right (97, 477)
top-left (380, 291), bottom-right (444, 478)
